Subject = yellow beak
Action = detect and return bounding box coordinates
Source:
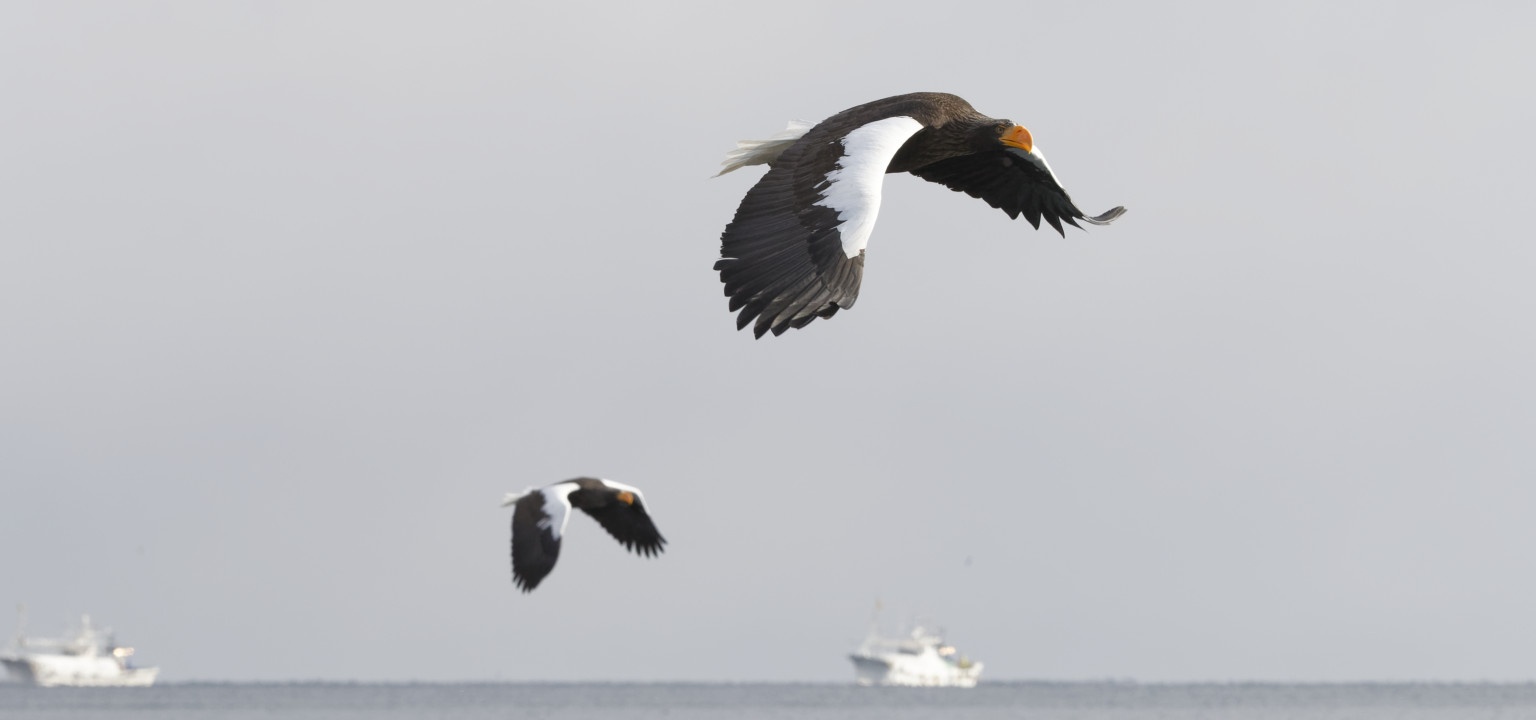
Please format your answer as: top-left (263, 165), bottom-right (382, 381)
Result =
top-left (1000, 125), bottom-right (1033, 153)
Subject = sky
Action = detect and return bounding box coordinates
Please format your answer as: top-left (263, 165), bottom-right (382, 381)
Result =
top-left (2, 0), bottom-right (1535, 683)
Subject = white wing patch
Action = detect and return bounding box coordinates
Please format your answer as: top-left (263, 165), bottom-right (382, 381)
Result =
top-left (716, 120), bottom-right (814, 176)
top-left (813, 116), bottom-right (925, 259)
top-left (539, 482), bottom-right (579, 539)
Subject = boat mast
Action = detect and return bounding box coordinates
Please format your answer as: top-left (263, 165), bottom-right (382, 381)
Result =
top-left (861, 599), bottom-right (883, 653)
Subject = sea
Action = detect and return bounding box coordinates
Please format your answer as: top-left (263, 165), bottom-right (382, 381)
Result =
top-left (4, 682), bottom-right (1536, 720)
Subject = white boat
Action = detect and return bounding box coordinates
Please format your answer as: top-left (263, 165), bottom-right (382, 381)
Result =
top-left (2, 611), bottom-right (160, 687)
top-left (849, 622), bottom-right (983, 687)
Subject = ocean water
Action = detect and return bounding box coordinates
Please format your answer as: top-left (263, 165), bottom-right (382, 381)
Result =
top-left (2, 682), bottom-right (1535, 720)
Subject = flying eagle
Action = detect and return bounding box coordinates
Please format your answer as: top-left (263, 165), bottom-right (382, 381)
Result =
top-left (715, 91), bottom-right (1126, 337)
top-left (501, 477), bottom-right (666, 592)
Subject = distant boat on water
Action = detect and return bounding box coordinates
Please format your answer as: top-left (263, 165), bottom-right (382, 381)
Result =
top-left (2, 609), bottom-right (159, 687)
top-left (849, 615), bottom-right (983, 687)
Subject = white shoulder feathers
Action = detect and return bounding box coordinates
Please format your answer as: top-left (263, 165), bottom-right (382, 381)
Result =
top-left (814, 116), bottom-right (925, 259)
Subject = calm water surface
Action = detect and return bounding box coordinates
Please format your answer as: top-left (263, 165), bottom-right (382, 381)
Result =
top-left (3, 682), bottom-right (1535, 719)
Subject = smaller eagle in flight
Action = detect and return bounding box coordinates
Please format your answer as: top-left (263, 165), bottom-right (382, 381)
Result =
top-left (502, 477), bottom-right (666, 592)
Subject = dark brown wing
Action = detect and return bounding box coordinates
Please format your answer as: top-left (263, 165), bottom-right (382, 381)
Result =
top-left (909, 147), bottom-right (1126, 236)
top-left (714, 136), bottom-right (864, 338)
top-left (510, 492), bottom-right (563, 592)
top-left (575, 494), bottom-right (667, 558)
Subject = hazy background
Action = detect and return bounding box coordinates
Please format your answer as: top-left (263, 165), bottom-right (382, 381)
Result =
top-left (3, 0), bottom-right (1534, 682)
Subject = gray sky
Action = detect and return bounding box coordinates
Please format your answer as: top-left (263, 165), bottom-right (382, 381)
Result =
top-left (3, 0), bottom-right (1534, 682)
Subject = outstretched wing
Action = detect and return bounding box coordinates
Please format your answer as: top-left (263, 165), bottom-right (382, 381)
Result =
top-left (509, 487), bottom-right (572, 592)
top-left (909, 146), bottom-right (1126, 235)
top-left (716, 116), bottom-right (926, 338)
top-left (577, 492), bottom-right (666, 558)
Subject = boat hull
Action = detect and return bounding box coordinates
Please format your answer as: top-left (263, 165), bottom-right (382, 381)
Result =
top-left (2, 656), bottom-right (159, 687)
top-left (848, 652), bottom-right (982, 688)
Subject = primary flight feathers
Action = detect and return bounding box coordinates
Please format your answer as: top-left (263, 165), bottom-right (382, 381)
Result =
top-left (502, 477), bottom-right (666, 592)
top-left (715, 91), bottom-right (1126, 338)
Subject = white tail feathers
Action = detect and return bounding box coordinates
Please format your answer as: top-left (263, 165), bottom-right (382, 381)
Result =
top-left (715, 120), bottom-right (814, 176)
top-left (502, 489), bottom-right (536, 507)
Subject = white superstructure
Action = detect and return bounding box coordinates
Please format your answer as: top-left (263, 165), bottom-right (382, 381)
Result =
top-left (2, 612), bottom-right (159, 687)
top-left (849, 623), bottom-right (983, 687)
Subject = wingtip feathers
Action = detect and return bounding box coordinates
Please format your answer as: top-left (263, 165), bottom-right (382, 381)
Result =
top-left (1081, 206), bottom-right (1127, 225)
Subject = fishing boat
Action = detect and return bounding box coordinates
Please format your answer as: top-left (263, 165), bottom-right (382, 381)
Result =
top-left (849, 622), bottom-right (983, 687)
top-left (2, 611), bottom-right (159, 687)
